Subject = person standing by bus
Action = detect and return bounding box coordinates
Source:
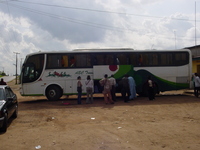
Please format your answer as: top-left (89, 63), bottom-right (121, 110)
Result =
top-left (147, 76), bottom-right (155, 100)
top-left (128, 76), bottom-right (136, 100)
top-left (99, 74), bottom-right (114, 104)
top-left (109, 74), bottom-right (116, 101)
top-left (120, 74), bottom-right (130, 103)
top-left (77, 76), bottom-right (82, 104)
top-left (85, 75), bottom-right (94, 104)
top-left (194, 73), bottom-right (200, 97)
top-left (192, 73), bottom-right (197, 96)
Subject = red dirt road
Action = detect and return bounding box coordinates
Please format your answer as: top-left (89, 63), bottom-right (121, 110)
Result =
top-left (0, 80), bottom-right (200, 150)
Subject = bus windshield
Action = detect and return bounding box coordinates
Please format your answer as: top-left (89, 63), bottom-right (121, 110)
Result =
top-left (21, 54), bottom-right (44, 83)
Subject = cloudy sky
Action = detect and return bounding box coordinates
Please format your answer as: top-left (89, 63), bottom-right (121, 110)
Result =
top-left (0, 0), bottom-right (199, 75)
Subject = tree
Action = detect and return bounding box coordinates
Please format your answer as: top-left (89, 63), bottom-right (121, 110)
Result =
top-left (0, 71), bottom-right (6, 76)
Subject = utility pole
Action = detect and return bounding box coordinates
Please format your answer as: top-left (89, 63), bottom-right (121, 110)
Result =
top-left (20, 58), bottom-right (23, 71)
top-left (13, 52), bottom-right (20, 84)
top-left (195, 1), bottom-right (197, 46)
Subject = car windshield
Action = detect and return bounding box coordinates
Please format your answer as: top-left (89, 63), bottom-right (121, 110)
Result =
top-left (0, 88), bottom-right (4, 100)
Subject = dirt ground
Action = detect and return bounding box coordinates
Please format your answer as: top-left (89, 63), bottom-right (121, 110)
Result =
top-left (0, 80), bottom-right (200, 150)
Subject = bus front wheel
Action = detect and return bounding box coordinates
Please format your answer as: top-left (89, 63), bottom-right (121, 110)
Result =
top-left (46, 85), bottom-right (61, 101)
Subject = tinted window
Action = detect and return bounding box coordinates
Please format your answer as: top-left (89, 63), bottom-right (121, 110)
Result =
top-left (45, 51), bottom-right (190, 69)
top-left (22, 64), bottom-right (38, 83)
top-left (22, 54), bottom-right (44, 83)
top-left (94, 54), bottom-right (104, 65)
top-left (104, 54), bottom-right (115, 65)
top-left (76, 54), bottom-right (92, 67)
top-left (0, 88), bottom-right (4, 100)
top-left (116, 53), bottom-right (128, 65)
top-left (5, 87), bottom-right (14, 98)
top-left (174, 52), bottom-right (189, 65)
top-left (26, 54), bottom-right (44, 71)
top-left (134, 52), bottom-right (189, 67)
top-left (129, 53), bottom-right (137, 66)
top-left (149, 53), bottom-right (158, 66)
top-left (160, 53), bottom-right (173, 66)
top-left (46, 54), bottom-right (63, 68)
top-left (46, 53), bottom-right (92, 68)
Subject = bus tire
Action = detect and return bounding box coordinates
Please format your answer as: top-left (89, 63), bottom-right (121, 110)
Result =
top-left (46, 85), bottom-right (61, 101)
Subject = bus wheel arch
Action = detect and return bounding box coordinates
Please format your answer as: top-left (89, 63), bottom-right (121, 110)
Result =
top-left (45, 84), bottom-right (63, 101)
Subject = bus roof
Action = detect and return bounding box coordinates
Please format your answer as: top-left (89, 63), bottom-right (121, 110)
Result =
top-left (25, 48), bottom-right (191, 57)
top-left (72, 48), bottom-right (134, 51)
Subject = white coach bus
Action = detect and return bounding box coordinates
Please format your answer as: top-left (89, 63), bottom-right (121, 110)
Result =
top-left (20, 48), bottom-right (192, 100)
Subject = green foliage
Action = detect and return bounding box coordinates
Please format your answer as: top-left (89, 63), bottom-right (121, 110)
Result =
top-left (0, 71), bottom-right (6, 76)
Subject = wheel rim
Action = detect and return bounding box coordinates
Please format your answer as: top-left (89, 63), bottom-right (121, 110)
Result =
top-left (46, 86), bottom-right (61, 101)
top-left (49, 90), bottom-right (56, 98)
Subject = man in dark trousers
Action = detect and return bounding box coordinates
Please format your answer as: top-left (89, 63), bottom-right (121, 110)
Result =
top-left (147, 76), bottom-right (155, 100)
top-left (120, 74), bottom-right (130, 103)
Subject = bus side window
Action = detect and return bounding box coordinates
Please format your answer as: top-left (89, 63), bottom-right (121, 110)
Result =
top-left (76, 54), bottom-right (86, 67)
top-left (70, 56), bottom-right (76, 67)
top-left (129, 53), bottom-right (137, 66)
top-left (175, 53), bottom-right (185, 65)
top-left (47, 54), bottom-right (62, 68)
top-left (116, 54), bottom-right (127, 65)
top-left (96, 54), bottom-right (104, 65)
top-left (138, 54), bottom-right (143, 66)
top-left (160, 53), bottom-right (173, 66)
top-left (116, 58), bottom-right (120, 65)
top-left (126, 56), bottom-right (130, 65)
top-left (93, 56), bottom-right (97, 65)
top-left (106, 54), bottom-right (115, 65)
top-left (104, 55), bottom-right (108, 65)
top-left (62, 55), bottom-right (68, 67)
top-left (144, 53), bottom-right (155, 66)
top-left (86, 54), bottom-right (91, 67)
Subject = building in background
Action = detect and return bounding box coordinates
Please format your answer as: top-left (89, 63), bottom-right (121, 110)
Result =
top-left (185, 45), bottom-right (200, 74)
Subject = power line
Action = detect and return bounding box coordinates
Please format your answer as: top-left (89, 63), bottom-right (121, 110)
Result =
top-left (0, 0), bottom-right (21, 60)
top-left (0, 2), bottom-right (136, 33)
top-left (6, 0), bottom-right (200, 22)
top-left (0, 0), bottom-right (199, 42)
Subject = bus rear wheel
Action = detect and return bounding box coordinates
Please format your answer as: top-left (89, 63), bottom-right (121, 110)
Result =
top-left (46, 85), bottom-right (61, 101)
